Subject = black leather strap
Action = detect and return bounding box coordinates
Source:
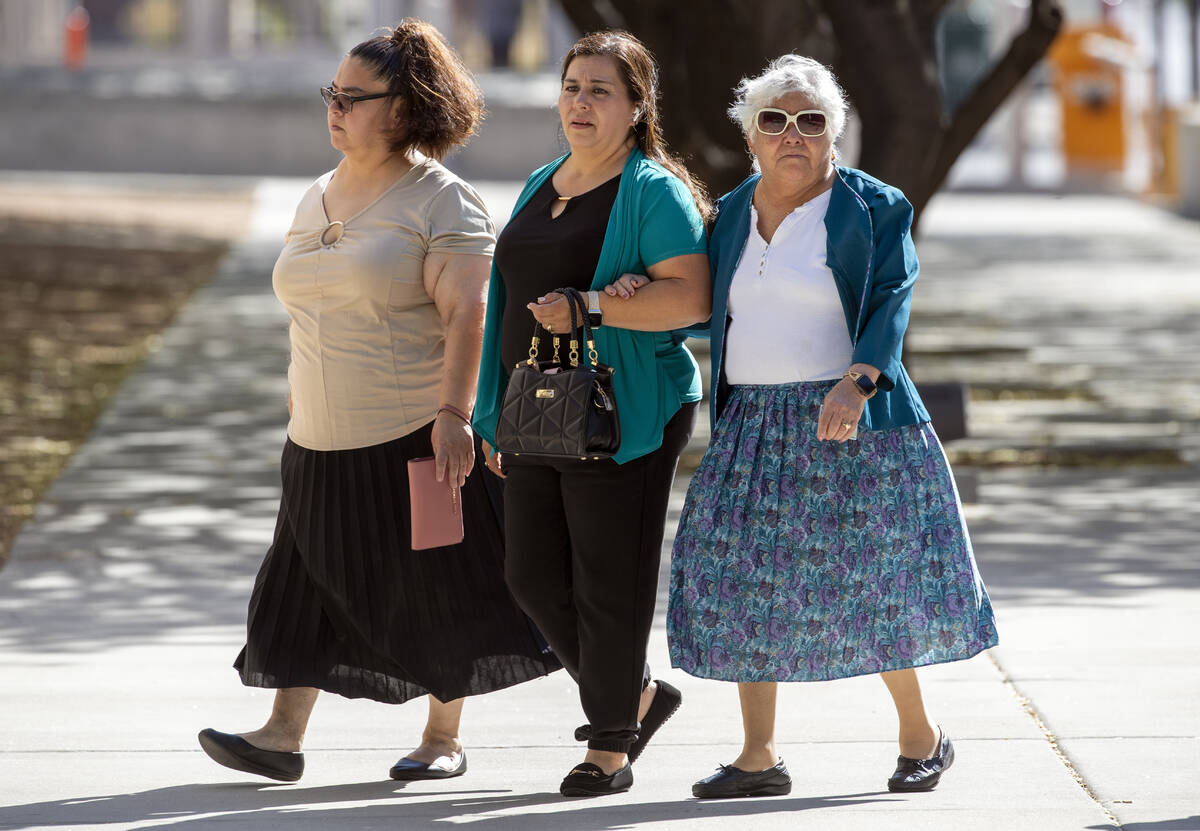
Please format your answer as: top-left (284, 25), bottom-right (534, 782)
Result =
top-left (528, 287), bottom-right (591, 367)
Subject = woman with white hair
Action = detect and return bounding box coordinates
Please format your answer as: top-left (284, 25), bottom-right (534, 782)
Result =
top-left (659, 55), bottom-right (998, 798)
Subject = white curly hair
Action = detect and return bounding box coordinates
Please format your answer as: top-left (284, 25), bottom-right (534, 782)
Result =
top-left (727, 54), bottom-right (848, 142)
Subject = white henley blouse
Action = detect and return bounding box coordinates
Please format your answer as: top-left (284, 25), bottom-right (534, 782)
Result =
top-left (724, 187), bottom-right (853, 385)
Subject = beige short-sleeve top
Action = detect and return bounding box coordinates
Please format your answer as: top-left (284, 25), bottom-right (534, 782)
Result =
top-left (272, 157), bottom-right (496, 451)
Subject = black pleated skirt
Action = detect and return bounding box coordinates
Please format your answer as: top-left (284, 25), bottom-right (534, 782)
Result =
top-left (234, 422), bottom-right (561, 704)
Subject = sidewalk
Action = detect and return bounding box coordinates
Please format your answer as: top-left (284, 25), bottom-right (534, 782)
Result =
top-left (0, 180), bottom-right (1196, 830)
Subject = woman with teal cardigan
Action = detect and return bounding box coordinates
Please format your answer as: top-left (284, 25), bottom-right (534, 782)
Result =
top-left (471, 31), bottom-right (710, 797)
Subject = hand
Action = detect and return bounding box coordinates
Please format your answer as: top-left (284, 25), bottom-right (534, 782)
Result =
top-left (431, 411), bottom-right (475, 487)
top-left (526, 291), bottom-right (574, 334)
top-left (817, 378), bottom-right (867, 442)
top-left (603, 273), bottom-right (649, 299)
top-left (481, 438), bottom-right (505, 479)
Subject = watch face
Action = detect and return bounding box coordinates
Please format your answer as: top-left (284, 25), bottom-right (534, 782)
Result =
top-left (855, 375), bottom-right (876, 394)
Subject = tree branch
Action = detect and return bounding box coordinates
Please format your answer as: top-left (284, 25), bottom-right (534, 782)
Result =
top-left (818, 0), bottom-right (943, 194)
top-left (919, 0), bottom-right (1064, 206)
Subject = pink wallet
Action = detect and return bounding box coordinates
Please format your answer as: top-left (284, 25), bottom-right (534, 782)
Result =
top-left (407, 457), bottom-right (464, 550)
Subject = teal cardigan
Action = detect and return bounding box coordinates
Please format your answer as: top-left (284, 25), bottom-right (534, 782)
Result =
top-left (698, 166), bottom-right (930, 431)
top-left (473, 148), bottom-right (708, 464)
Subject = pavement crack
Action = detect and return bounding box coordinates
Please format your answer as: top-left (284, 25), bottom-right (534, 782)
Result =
top-left (988, 652), bottom-right (1123, 830)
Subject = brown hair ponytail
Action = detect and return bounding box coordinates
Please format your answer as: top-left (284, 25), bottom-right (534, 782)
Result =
top-left (350, 18), bottom-right (484, 160)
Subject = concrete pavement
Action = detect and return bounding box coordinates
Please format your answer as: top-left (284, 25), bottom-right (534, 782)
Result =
top-left (0, 179), bottom-right (1197, 830)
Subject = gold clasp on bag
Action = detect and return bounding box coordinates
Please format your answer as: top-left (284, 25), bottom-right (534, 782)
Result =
top-left (593, 386), bottom-right (612, 411)
top-left (536, 389), bottom-right (555, 399)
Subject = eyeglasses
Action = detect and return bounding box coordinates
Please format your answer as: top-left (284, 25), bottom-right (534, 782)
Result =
top-left (320, 86), bottom-right (392, 113)
top-left (754, 108), bottom-right (828, 137)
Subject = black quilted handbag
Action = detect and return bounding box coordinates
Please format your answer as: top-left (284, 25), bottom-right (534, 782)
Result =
top-left (494, 287), bottom-right (620, 460)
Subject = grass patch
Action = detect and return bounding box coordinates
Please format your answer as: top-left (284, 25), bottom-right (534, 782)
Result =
top-left (0, 219), bottom-right (228, 568)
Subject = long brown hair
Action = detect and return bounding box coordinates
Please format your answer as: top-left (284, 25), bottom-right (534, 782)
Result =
top-left (561, 31), bottom-right (711, 219)
top-left (350, 19), bottom-right (484, 160)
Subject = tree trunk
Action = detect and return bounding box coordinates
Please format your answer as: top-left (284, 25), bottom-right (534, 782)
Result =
top-left (817, 0), bottom-right (945, 211)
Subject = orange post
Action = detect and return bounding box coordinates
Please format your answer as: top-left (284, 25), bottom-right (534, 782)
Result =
top-left (64, 5), bottom-right (90, 71)
top-left (1047, 22), bottom-right (1131, 175)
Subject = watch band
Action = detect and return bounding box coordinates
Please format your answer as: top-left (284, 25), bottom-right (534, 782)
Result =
top-left (587, 290), bottom-right (603, 328)
top-left (843, 370), bottom-right (878, 400)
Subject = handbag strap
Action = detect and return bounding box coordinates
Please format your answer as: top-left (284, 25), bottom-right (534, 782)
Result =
top-left (527, 286), bottom-right (597, 368)
top-left (560, 287), bottom-right (590, 367)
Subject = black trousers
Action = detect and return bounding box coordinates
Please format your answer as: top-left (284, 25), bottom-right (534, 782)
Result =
top-left (502, 403), bottom-right (697, 753)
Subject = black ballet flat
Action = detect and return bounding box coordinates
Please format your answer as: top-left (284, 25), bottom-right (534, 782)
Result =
top-left (628, 680), bottom-right (682, 764)
top-left (888, 728), bottom-right (955, 792)
top-left (390, 750), bottom-right (467, 780)
top-left (559, 762), bottom-right (633, 797)
top-left (197, 728), bottom-right (304, 782)
top-left (572, 680), bottom-right (684, 765)
top-left (692, 759), bottom-right (792, 799)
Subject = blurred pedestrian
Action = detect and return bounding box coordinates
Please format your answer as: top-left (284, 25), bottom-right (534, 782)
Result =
top-left (198, 19), bottom-right (559, 785)
top-left (483, 0), bottom-right (522, 67)
top-left (471, 30), bottom-right (711, 797)
top-left (664, 54), bottom-right (999, 799)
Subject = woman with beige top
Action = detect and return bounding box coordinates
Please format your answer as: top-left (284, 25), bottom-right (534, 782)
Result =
top-left (197, 20), bottom-right (558, 784)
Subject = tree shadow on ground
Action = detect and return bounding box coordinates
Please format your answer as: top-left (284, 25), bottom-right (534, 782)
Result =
top-left (0, 249), bottom-right (292, 654)
top-left (1091, 818), bottom-right (1200, 831)
top-left (964, 467), bottom-right (1200, 605)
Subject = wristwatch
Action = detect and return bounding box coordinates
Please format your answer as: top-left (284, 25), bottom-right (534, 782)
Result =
top-left (586, 290), bottom-right (603, 328)
top-left (843, 370), bottom-right (878, 399)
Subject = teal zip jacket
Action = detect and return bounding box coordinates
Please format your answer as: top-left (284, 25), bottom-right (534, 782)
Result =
top-left (474, 148), bottom-right (707, 464)
top-left (698, 166), bottom-right (930, 430)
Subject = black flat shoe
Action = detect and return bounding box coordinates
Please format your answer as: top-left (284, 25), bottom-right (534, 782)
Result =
top-left (390, 750), bottom-right (467, 780)
top-left (888, 728), bottom-right (955, 792)
top-left (559, 762), bottom-right (633, 797)
top-left (628, 680), bottom-right (682, 764)
top-left (692, 759), bottom-right (792, 799)
top-left (197, 728), bottom-right (304, 783)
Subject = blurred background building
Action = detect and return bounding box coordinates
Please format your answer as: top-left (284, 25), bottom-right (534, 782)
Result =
top-left (0, 0), bottom-right (574, 66)
top-left (0, 0), bottom-right (1198, 207)
top-left (0, 0), bottom-right (576, 178)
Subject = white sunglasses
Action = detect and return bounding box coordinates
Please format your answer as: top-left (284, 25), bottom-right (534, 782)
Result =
top-left (754, 108), bottom-right (828, 137)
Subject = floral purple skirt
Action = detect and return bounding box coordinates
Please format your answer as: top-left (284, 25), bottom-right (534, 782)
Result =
top-left (668, 382), bottom-right (998, 682)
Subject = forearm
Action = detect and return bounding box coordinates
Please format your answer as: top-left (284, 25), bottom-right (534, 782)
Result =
top-left (595, 279), bottom-right (710, 331)
top-left (438, 305), bottom-right (486, 414)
